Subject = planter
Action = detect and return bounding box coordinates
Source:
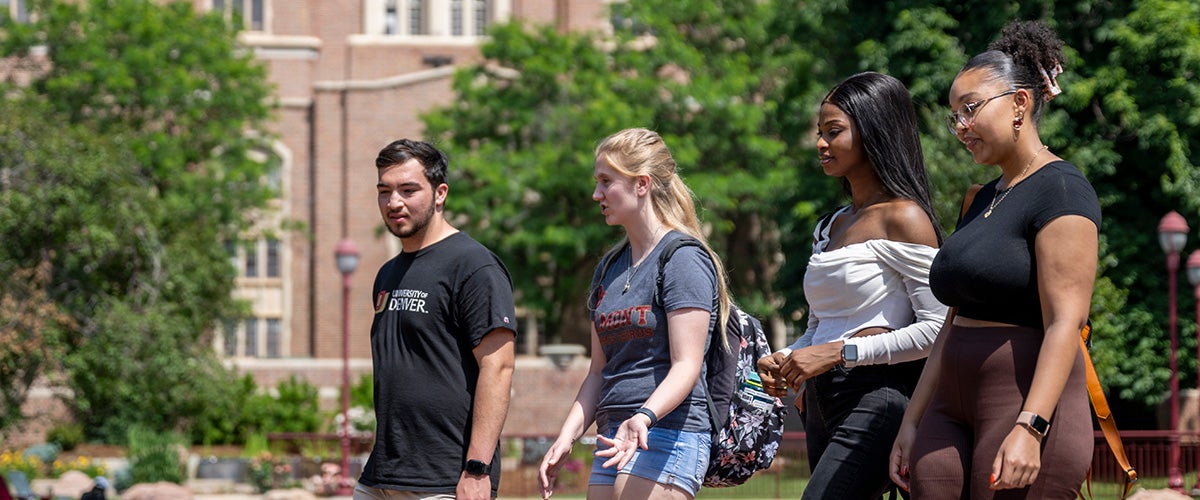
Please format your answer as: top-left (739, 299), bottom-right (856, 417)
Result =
top-left (195, 457), bottom-right (248, 482)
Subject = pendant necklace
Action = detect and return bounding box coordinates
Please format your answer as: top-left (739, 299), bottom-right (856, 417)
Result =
top-left (984, 145), bottom-right (1048, 218)
top-left (623, 226), bottom-right (666, 294)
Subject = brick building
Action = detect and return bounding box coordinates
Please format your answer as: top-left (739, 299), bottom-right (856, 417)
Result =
top-left (4, 0), bottom-right (612, 444)
top-left (208, 0), bottom-right (613, 436)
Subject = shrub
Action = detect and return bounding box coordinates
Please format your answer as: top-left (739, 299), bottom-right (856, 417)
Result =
top-left (246, 376), bottom-right (323, 434)
top-left (126, 427), bottom-right (184, 485)
top-left (190, 374), bottom-right (257, 445)
top-left (242, 432), bottom-right (271, 458)
top-left (47, 422), bottom-right (85, 451)
top-left (350, 373), bottom-right (373, 410)
top-left (51, 455), bottom-right (106, 479)
top-left (23, 443), bottom-right (60, 465)
top-left (246, 451), bottom-right (297, 493)
top-left (0, 450), bottom-right (43, 481)
top-left (191, 375), bottom-right (325, 446)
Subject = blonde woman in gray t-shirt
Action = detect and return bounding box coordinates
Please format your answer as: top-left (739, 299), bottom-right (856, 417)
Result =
top-left (538, 128), bottom-right (732, 500)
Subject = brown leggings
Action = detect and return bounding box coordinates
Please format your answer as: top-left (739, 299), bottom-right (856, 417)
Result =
top-left (910, 325), bottom-right (1092, 499)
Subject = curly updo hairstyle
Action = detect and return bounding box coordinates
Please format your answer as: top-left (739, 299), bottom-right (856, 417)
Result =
top-left (960, 19), bottom-right (1065, 123)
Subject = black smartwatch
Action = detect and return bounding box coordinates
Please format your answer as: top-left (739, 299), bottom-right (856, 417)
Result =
top-left (841, 342), bottom-right (859, 368)
top-left (1017, 411), bottom-right (1050, 440)
top-left (464, 459), bottom-right (492, 476)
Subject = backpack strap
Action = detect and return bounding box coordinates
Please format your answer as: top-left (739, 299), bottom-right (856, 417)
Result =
top-left (589, 243), bottom-right (628, 309)
top-left (1078, 321), bottom-right (1137, 498)
top-left (654, 236), bottom-right (704, 307)
top-left (653, 236), bottom-right (732, 431)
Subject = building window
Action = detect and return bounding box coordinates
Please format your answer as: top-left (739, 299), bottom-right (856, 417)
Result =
top-left (450, 0), bottom-right (462, 36)
top-left (407, 0), bottom-right (424, 35)
top-left (472, 0), bottom-right (489, 36)
top-left (1, 0), bottom-right (29, 23)
top-left (244, 241), bottom-right (259, 278)
top-left (225, 240), bottom-right (238, 274)
top-left (266, 238), bottom-right (280, 278)
top-left (383, 0), bottom-right (398, 34)
top-left (244, 318), bottom-right (259, 357)
top-left (266, 318), bottom-right (281, 358)
top-left (212, 0), bottom-right (265, 31)
top-left (222, 320), bottom-right (238, 357)
top-left (375, 0), bottom-right (496, 37)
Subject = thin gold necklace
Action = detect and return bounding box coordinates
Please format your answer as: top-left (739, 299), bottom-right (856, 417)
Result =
top-left (623, 226), bottom-right (667, 293)
top-left (984, 145), bottom-right (1049, 218)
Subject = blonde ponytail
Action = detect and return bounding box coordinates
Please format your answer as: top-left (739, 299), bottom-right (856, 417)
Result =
top-left (595, 128), bottom-right (732, 348)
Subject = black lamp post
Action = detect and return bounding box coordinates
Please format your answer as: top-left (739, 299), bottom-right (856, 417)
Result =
top-left (1159, 211), bottom-right (1189, 492)
top-left (334, 237), bottom-right (360, 496)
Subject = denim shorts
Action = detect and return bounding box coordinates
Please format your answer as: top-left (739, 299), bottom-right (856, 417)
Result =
top-left (589, 426), bottom-right (711, 496)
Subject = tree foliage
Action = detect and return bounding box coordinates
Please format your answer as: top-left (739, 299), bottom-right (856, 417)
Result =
top-left (428, 0), bottom-right (1200, 417)
top-left (0, 0), bottom-right (277, 441)
top-left (425, 1), bottom-right (823, 345)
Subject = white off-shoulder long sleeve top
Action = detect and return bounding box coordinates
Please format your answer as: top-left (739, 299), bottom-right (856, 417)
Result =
top-left (780, 206), bottom-right (949, 366)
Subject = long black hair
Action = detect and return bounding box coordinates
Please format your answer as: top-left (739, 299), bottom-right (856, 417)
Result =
top-left (823, 71), bottom-right (944, 243)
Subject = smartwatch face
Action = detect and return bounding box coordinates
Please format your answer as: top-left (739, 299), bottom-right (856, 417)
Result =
top-left (843, 343), bottom-right (858, 362)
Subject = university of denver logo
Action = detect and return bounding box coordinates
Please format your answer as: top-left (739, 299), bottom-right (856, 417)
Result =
top-left (374, 290), bottom-right (389, 314)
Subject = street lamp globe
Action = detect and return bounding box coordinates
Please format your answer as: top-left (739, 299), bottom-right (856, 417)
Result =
top-left (336, 238), bottom-right (360, 275)
top-left (1159, 211), bottom-right (1189, 255)
top-left (1188, 250), bottom-right (1200, 287)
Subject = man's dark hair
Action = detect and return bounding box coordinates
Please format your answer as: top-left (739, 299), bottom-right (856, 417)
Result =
top-left (823, 71), bottom-right (944, 243)
top-left (375, 139), bottom-right (449, 187)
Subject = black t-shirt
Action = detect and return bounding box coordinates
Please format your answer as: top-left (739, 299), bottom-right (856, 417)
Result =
top-left (358, 231), bottom-right (517, 494)
top-left (929, 161), bottom-right (1101, 329)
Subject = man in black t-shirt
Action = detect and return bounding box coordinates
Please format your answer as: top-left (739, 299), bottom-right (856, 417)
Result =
top-left (355, 139), bottom-right (517, 500)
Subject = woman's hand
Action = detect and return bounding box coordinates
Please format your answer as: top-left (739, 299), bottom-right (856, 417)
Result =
top-left (989, 426), bottom-right (1042, 490)
top-left (889, 421), bottom-right (917, 492)
top-left (757, 352), bottom-right (789, 398)
top-left (538, 437), bottom-right (575, 499)
top-left (594, 415), bottom-right (650, 471)
top-left (778, 342), bottom-right (843, 388)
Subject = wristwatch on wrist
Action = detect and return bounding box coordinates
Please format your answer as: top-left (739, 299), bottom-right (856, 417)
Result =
top-left (840, 342), bottom-right (859, 368)
top-left (1016, 411), bottom-right (1050, 439)
top-left (464, 459), bottom-right (492, 476)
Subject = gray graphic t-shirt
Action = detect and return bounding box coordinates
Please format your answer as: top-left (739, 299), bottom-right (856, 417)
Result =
top-left (591, 231), bottom-right (718, 433)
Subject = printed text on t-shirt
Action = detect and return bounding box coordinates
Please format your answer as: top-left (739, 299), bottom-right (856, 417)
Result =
top-left (387, 289), bottom-right (430, 313)
top-left (595, 305), bottom-right (652, 345)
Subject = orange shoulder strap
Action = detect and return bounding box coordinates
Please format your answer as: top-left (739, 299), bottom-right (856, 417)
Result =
top-left (1078, 323), bottom-right (1138, 498)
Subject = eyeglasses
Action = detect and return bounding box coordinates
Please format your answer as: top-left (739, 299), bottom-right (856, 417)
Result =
top-left (944, 89), bottom-right (1017, 135)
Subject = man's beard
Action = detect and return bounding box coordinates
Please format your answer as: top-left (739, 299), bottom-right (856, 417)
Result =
top-left (388, 203), bottom-right (435, 239)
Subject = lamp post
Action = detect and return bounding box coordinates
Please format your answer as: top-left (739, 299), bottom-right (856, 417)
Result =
top-left (1187, 250), bottom-right (1200, 495)
top-left (334, 237), bottom-right (360, 496)
top-left (1159, 211), bottom-right (1189, 491)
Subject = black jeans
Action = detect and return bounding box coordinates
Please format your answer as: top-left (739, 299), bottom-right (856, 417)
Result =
top-left (801, 361), bottom-right (921, 500)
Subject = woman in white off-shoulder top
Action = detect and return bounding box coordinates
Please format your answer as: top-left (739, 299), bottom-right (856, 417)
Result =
top-left (757, 72), bottom-right (949, 499)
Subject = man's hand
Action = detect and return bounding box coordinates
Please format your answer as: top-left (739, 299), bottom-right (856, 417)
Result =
top-left (457, 471), bottom-right (492, 500)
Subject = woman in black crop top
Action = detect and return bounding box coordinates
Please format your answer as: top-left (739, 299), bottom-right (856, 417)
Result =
top-left (889, 21), bottom-right (1100, 499)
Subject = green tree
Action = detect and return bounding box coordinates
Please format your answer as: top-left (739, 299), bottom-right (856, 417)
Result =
top-left (430, 0), bottom-right (1200, 419)
top-left (0, 0), bottom-right (277, 441)
top-left (425, 1), bottom-right (823, 345)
